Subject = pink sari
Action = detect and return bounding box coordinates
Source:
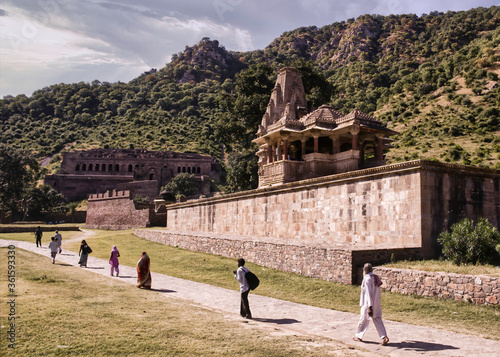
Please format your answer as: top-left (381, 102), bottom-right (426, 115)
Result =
top-left (137, 252), bottom-right (151, 289)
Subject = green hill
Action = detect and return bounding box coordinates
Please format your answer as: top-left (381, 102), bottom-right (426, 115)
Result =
top-left (1, 7), bottom-right (499, 191)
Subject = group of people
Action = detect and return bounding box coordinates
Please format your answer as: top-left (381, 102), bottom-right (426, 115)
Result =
top-left (234, 259), bottom-right (389, 346)
top-left (35, 227), bottom-right (151, 289)
top-left (38, 225), bottom-right (388, 345)
top-left (77, 241), bottom-right (152, 289)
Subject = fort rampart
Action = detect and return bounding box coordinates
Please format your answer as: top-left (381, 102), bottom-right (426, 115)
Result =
top-left (86, 190), bottom-right (165, 229)
top-left (163, 160), bottom-right (500, 258)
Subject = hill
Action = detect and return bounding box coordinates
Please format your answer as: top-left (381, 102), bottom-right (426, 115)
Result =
top-left (1, 6), bottom-right (499, 192)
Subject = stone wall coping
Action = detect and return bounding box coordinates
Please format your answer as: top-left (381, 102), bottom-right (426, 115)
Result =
top-left (167, 160), bottom-right (500, 210)
top-left (44, 174), bottom-right (134, 179)
top-left (375, 266), bottom-right (500, 279)
top-left (88, 190), bottom-right (131, 201)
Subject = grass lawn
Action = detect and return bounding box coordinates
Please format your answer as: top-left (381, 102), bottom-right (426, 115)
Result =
top-left (381, 260), bottom-right (500, 277)
top-left (2, 228), bottom-right (500, 344)
top-left (0, 248), bottom-right (353, 356)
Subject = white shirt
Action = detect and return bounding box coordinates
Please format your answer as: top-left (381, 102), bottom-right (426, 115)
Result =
top-left (48, 241), bottom-right (58, 253)
top-left (359, 272), bottom-right (382, 318)
top-left (235, 266), bottom-right (250, 292)
top-left (54, 232), bottom-right (62, 245)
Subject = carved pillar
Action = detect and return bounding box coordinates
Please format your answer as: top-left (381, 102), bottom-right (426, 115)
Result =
top-left (301, 137), bottom-right (307, 158)
top-left (277, 139), bottom-right (282, 161)
top-left (376, 134), bottom-right (384, 160)
top-left (271, 143), bottom-right (276, 163)
top-left (265, 139), bottom-right (273, 164)
top-left (311, 130), bottom-right (320, 153)
top-left (331, 134), bottom-right (340, 154)
top-left (282, 133), bottom-right (289, 160)
top-left (350, 125), bottom-right (360, 151)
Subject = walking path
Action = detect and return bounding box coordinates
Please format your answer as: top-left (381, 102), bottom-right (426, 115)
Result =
top-left (1, 236), bottom-right (499, 356)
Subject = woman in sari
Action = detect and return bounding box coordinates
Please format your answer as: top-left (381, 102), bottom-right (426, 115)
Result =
top-left (137, 251), bottom-right (151, 289)
top-left (109, 245), bottom-right (120, 276)
top-left (78, 240), bottom-right (91, 267)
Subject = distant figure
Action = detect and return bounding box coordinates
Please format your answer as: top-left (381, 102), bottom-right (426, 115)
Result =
top-left (48, 237), bottom-right (58, 264)
top-left (353, 263), bottom-right (389, 346)
top-left (109, 246), bottom-right (120, 277)
top-left (35, 226), bottom-right (43, 247)
top-left (136, 252), bottom-right (151, 289)
top-left (233, 258), bottom-right (252, 319)
top-left (54, 230), bottom-right (62, 253)
top-left (78, 240), bottom-right (92, 267)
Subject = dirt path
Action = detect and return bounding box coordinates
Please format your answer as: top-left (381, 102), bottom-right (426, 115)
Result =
top-left (1, 238), bottom-right (499, 356)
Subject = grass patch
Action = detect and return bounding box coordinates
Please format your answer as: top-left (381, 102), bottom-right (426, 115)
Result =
top-left (0, 231), bottom-right (82, 244)
top-left (0, 248), bottom-right (351, 356)
top-left (3, 229), bottom-right (500, 342)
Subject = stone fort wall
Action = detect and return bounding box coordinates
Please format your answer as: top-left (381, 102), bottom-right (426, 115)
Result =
top-left (165, 160), bottom-right (500, 258)
top-left (86, 190), bottom-right (165, 229)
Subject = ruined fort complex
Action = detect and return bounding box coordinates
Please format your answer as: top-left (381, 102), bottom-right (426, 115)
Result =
top-left (85, 67), bottom-right (500, 292)
top-left (44, 149), bottom-right (221, 201)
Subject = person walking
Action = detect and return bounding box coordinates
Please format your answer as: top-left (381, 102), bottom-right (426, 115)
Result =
top-left (54, 230), bottom-right (62, 253)
top-left (109, 246), bottom-right (120, 277)
top-left (35, 226), bottom-right (43, 247)
top-left (78, 240), bottom-right (92, 267)
top-left (353, 263), bottom-right (389, 346)
top-left (233, 258), bottom-right (252, 319)
top-left (48, 236), bottom-right (58, 264)
top-left (136, 252), bottom-right (152, 289)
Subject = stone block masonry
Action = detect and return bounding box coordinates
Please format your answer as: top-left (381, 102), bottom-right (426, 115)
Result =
top-left (134, 230), bottom-right (421, 284)
top-left (375, 267), bottom-right (500, 306)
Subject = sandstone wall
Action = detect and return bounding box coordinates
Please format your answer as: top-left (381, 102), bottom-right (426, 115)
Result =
top-left (86, 190), bottom-right (162, 229)
top-left (166, 161), bottom-right (500, 258)
top-left (374, 267), bottom-right (500, 306)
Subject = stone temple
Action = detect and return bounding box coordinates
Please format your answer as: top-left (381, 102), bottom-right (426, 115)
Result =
top-left (253, 67), bottom-right (397, 186)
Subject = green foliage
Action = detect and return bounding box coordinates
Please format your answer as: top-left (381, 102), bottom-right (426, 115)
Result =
top-left (161, 173), bottom-right (199, 198)
top-left (25, 185), bottom-right (67, 220)
top-left (1, 7), bottom-right (500, 194)
top-left (438, 218), bottom-right (500, 265)
top-left (0, 144), bottom-right (39, 220)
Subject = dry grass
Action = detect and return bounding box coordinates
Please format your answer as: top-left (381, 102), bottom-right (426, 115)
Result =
top-left (382, 259), bottom-right (500, 277)
top-left (0, 248), bottom-right (355, 357)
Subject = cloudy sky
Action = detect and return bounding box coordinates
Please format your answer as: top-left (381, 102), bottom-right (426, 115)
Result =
top-left (1, 0), bottom-right (498, 97)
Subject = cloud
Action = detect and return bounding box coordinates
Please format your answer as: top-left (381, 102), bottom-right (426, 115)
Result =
top-left (1, 0), bottom-right (498, 97)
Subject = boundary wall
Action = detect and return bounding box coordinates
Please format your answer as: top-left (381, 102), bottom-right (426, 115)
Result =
top-left (374, 267), bottom-right (500, 306)
top-left (165, 160), bottom-right (500, 258)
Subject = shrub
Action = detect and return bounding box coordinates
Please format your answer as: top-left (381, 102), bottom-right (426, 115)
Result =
top-left (438, 218), bottom-right (500, 265)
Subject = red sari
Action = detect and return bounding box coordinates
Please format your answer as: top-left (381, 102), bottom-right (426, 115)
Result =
top-left (137, 252), bottom-right (152, 289)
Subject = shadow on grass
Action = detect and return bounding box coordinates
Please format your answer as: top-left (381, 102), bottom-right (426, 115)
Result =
top-left (361, 340), bottom-right (459, 352)
top-left (85, 267), bottom-right (105, 270)
top-left (252, 317), bottom-right (300, 325)
top-left (56, 263), bottom-right (73, 267)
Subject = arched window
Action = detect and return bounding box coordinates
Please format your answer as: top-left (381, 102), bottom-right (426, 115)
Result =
top-left (88, 164), bottom-right (93, 171)
top-left (108, 164), bottom-right (113, 171)
top-left (192, 167), bottom-right (196, 174)
top-left (75, 164), bottom-right (80, 171)
top-left (197, 167), bottom-right (201, 174)
top-left (177, 167), bottom-right (181, 173)
top-left (149, 173), bottom-right (155, 180)
top-left (128, 165), bottom-right (133, 172)
top-left (115, 164), bottom-right (119, 171)
top-left (187, 167), bottom-right (191, 173)
top-left (95, 164), bottom-right (100, 171)
top-left (82, 164), bottom-right (86, 171)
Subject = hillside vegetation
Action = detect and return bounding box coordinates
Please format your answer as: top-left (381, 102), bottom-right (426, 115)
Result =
top-left (1, 7), bottom-right (499, 192)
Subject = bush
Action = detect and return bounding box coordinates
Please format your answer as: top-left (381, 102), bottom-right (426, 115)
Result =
top-left (438, 218), bottom-right (500, 265)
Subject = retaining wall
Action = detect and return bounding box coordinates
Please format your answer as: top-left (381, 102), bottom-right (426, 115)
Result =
top-left (374, 267), bottom-right (500, 306)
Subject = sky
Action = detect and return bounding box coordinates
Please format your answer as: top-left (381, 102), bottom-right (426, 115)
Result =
top-left (0, 0), bottom-right (498, 97)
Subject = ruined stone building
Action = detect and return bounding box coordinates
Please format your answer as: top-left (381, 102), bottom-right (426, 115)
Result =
top-left (44, 149), bottom-right (222, 201)
top-left (253, 67), bottom-right (397, 186)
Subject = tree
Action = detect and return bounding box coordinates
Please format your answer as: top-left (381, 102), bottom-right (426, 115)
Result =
top-left (0, 145), bottom-right (39, 221)
top-left (161, 173), bottom-right (199, 198)
top-left (24, 185), bottom-right (67, 221)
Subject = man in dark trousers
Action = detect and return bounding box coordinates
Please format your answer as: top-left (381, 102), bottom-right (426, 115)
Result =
top-left (233, 258), bottom-right (252, 319)
top-left (35, 226), bottom-right (43, 247)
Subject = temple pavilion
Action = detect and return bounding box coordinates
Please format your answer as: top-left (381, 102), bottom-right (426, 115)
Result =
top-left (253, 67), bottom-right (398, 187)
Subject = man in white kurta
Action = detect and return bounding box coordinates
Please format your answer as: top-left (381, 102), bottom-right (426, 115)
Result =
top-left (354, 263), bottom-right (389, 346)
